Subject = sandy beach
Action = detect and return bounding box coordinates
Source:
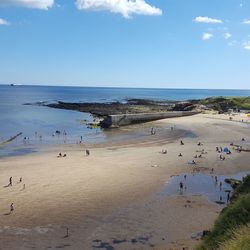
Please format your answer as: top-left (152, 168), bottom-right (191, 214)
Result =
top-left (0, 113), bottom-right (250, 250)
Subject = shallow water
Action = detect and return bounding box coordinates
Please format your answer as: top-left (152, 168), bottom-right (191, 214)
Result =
top-left (158, 172), bottom-right (249, 204)
top-left (0, 146), bottom-right (37, 158)
top-left (1, 85), bottom-right (250, 157)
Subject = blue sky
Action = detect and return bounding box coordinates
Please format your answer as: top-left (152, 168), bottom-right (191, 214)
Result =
top-left (0, 0), bottom-right (250, 89)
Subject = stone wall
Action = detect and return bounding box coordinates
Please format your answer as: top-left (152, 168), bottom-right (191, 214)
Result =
top-left (100, 111), bottom-right (199, 128)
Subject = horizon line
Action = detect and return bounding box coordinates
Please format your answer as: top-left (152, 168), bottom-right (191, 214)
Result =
top-left (0, 83), bottom-right (250, 91)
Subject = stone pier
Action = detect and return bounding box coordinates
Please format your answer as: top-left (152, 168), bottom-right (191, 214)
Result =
top-left (100, 111), bottom-right (199, 128)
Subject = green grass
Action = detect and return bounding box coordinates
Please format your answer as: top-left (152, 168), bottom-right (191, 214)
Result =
top-left (199, 96), bottom-right (250, 111)
top-left (232, 175), bottom-right (250, 199)
top-left (218, 224), bottom-right (250, 250)
top-left (197, 175), bottom-right (250, 250)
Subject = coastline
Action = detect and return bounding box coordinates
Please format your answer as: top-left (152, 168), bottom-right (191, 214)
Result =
top-left (0, 113), bottom-right (250, 249)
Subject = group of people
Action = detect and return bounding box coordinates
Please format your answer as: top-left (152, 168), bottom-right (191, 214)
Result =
top-left (57, 152), bottom-right (67, 158)
top-left (5, 176), bottom-right (25, 214)
top-left (176, 137), bottom-right (242, 204)
top-left (57, 149), bottom-right (90, 158)
top-left (7, 176), bottom-right (23, 187)
top-left (216, 146), bottom-right (223, 153)
top-left (178, 173), bottom-right (231, 204)
top-left (22, 136), bottom-right (30, 144)
top-left (22, 130), bottom-right (71, 145)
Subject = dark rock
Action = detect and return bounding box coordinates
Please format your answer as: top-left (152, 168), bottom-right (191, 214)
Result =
top-left (224, 178), bottom-right (242, 189)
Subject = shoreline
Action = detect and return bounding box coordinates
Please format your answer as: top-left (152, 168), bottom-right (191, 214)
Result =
top-left (0, 113), bottom-right (250, 249)
top-left (0, 121), bottom-right (195, 158)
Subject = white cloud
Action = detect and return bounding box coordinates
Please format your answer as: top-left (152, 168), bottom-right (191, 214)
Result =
top-left (75, 0), bottom-right (163, 18)
top-left (228, 40), bottom-right (237, 47)
top-left (243, 41), bottom-right (250, 50)
top-left (0, 0), bottom-right (54, 10)
top-left (193, 16), bottom-right (223, 24)
top-left (0, 18), bottom-right (9, 25)
top-left (223, 33), bottom-right (232, 39)
top-left (202, 33), bottom-right (213, 40)
top-left (243, 20), bottom-right (250, 25)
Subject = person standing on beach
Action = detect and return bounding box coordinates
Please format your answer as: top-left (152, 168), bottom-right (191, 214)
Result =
top-left (10, 203), bottom-right (14, 213)
top-left (151, 127), bottom-right (155, 135)
top-left (227, 192), bottom-right (230, 203)
top-left (215, 176), bottom-right (218, 184)
top-left (65, 227), bottom-right (69, 238)
top-left (9, 177), bottom-right (12, 186)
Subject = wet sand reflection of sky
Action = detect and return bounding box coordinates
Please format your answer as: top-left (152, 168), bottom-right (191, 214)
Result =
top-left (158, 172), bottom-right (249, 204)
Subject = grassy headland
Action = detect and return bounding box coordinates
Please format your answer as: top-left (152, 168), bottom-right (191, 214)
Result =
top-left (197, 175), bottom-right (250, 250)
top-left (200, 96), bottom-right (250, 112)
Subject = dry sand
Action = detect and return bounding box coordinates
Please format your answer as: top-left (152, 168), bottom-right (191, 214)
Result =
top-left (0, 113), bottom-right (250, 250)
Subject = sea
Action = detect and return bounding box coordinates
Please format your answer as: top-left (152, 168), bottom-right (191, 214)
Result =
top-left (0, 85), bottom-right (250, 157)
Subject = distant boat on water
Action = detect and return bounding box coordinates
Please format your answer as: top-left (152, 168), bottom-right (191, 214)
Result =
top-left (10, 84), bottom-right (15, 86)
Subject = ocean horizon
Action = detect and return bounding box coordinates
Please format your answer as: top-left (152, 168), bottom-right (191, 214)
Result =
top-left (1, 84), bottom-right (250, 157)
top-left (2, 83), bottom-right (250, 91)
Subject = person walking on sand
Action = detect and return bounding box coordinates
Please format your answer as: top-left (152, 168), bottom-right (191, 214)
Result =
top-left (86, 149), bottom-right (90, 156)
top-left (10, 203), bottom-right (14, 213)
top-left (9, 177), bottom-right (12, 187)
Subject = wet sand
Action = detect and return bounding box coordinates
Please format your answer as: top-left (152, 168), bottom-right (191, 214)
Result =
top-left (0, 113), bottom-right (250, 249)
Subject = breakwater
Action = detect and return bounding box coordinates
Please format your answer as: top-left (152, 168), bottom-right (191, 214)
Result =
top-left (100, 111), bottom-right (199, 128)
